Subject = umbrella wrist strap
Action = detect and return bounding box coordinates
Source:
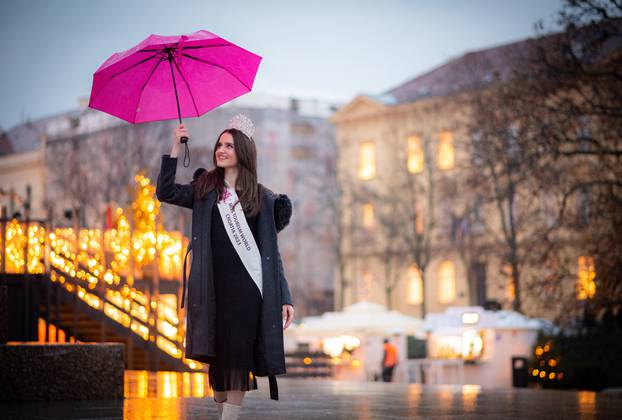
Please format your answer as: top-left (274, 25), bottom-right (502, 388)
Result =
top-left (182, 142), bottom-right (190, 167)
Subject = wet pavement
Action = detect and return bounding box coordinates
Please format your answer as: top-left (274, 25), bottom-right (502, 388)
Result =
top-left (1, 370), bottom-right (621, 419)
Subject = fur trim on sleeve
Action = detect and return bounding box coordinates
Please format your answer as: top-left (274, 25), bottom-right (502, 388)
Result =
top-left (192, 167), bottom-right (206, 183)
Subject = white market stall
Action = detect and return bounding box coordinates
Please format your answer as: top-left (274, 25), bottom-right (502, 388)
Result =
top-left (405, 306), bottom-right (556, 388)
top-left (288, 300), bottom-right (425, 382)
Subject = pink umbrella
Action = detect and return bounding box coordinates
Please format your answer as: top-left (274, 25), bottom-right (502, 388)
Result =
top-left (88, 30), bottom-right (262, 167)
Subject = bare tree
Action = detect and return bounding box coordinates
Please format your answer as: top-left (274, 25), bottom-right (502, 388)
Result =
top-left (462, 0), bottom-right (622, 319)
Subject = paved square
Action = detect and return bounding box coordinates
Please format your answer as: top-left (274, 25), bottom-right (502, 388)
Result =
top-left (1, 373), bottom-right (620, 419)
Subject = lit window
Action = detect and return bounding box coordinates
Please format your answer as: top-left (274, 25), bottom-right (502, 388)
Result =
top-left (407, 264), bottom-right (423, 305)
top-left (358, 141), bottom-right (376, 180)
top-left (503, 263), bottom-right (516, 302)
top-left (577, 256), bottom-right (596, 300)
top-left (438, 260), bottom-right (456, 304)
top-left (407, 135), bottom-right (424, 174)
top-left (362, 203), bottom-right (374, 229)
top-left (415, 202), bottom-right (425, 234)
top-left (437, 131), bottom-right (455, 170)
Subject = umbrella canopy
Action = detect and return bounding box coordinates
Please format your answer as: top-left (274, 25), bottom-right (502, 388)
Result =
top-left (89, 30), bottom-right (262, 123)
top-left (88, 30), bottom-right (262, 167)
top-left (291, 300), bottom-right (425, 338)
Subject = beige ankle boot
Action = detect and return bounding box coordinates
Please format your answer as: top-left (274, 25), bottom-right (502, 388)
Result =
top-left (221, 402), bottom-right (241, 420)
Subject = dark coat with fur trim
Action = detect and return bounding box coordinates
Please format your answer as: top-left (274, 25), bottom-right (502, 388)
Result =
top-left (155, 154), bottom-right (293, 400)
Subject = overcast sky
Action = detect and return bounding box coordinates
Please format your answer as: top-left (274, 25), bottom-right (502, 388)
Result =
top-left (0, 0), bottom-right (564, 130)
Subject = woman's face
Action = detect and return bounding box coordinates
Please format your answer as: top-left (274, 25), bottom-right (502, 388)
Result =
top-left (215, 132), bottom-right (238, 169)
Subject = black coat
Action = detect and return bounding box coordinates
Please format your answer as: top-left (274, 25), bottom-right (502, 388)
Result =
top-left (155, 154), bottom-right (293, 400)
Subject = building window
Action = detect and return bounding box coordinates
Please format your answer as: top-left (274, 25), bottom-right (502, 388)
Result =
top-left (407, 264), bottom-right (423, 305)
top-left (503, 263), bottom-right (516, 302)
top-left (358, 141), bottom-right (376, 180)
top-left (438, 260), bottom-right (456, 304)
top-left (577, 256), bottom-right (596, 300)
top-left (359, 270), bottom-right (373, 301)
top-left (362, 203), bottom-right (375, 229)
top-left (407, 135), bottom-right (424, 174)
top-left (414, 202), bottom-right (425, 234)
top-left (437, 131), bottom-right (455, 170)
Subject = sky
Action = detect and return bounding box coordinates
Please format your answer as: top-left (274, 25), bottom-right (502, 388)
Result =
top-left (0, 0), bottom-right (564, 130)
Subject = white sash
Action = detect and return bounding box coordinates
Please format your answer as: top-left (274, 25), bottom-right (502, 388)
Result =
top-left (216, 182), bottom-right (263, 298)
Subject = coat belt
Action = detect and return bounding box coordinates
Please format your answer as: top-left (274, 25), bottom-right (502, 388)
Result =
top-left (269, 375), bottom-right (279, 400)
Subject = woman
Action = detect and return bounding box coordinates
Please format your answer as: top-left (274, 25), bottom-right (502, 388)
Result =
top-left (156, 116), bottom-right (295, 420)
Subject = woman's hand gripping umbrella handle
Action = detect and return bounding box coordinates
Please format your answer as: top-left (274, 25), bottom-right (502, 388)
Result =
top-left (171, 124), bottom-right (190, 166)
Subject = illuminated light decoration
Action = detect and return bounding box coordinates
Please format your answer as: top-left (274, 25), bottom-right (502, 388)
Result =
top-left (303, 357), bottom-right (312, 365)
top-left (27, 224), bottom-right (46, 273)
top-left (461, 329), bottom-right (484, 360)
top-left (539, 370), bottom-right (546, 378)
top-left (322, 337), bottom-right (343, 357)
top-left (1, 173), bottom-right (191, 372)
top-left (535, 346), bottom-right (543, 356)
top-left (157, 319), bottom-right (179, 341)
top-left (434, 335), bottom-right (462, 359)
top-left (351, 359), bottom-right (361, 368)
top-left (548, 372), bottom-right (555, 380)
top-left (532, 369), bottom-right (539, 377)
top-left (131, 321), bottom-right (150, 341)
top-left (5, 219), bottom-right (27, 273)
top-left (343, 335), bottom-right (361, 351)
top-left (191, 372), bottom-right (205, 397)
top-left (462, 312), bottom-right (480, 325)
top-left (322, 335), bottom-right (361, 358)
top-left (157, 336), bottom-right (183, 358)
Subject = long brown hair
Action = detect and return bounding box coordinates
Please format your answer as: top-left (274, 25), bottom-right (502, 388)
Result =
top-left (194, 128), bottom-right (262, 216)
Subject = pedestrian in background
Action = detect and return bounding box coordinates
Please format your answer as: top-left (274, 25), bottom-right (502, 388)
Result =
top-left (382, 337), bottom-right (398, 382)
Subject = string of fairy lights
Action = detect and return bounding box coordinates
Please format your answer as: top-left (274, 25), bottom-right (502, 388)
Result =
top-left (0, 174), bottom-right (200, 370)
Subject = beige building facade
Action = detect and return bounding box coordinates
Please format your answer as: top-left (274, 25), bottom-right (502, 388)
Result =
top-left (330, 37), bottom-right (598, 321)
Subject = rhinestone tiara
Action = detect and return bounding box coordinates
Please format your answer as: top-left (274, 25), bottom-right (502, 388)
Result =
top-left (228, 113), bottom-right (255, 140)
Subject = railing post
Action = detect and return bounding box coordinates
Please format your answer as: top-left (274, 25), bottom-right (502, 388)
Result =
top-left (153, 231), bottom-right (160, 371)
top-left (44, 208), bottom-right (53, 342)
top-left (24, 200), bottom-right (30, 275)
top-left (72, 211), bottom-right (79, 341)
top-left (1, 206), bottom-right (7, 274)
top-left (99, 226), bottom-right (107, 343)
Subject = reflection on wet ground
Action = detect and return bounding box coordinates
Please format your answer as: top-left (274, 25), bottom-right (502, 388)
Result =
top-left (1, 370), bottom-right (621, 419)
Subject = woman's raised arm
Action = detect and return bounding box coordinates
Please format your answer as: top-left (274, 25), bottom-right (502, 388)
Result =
top-left (155, 124), bottom-right (194, 209)
top-left (155, 154), bottom-right (195, 209)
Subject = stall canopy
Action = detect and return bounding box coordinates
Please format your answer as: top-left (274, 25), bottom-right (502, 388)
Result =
top-left (291, 300), bottom-right (425, 338)
top-left (423, 306), bottom-right (558, 335)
